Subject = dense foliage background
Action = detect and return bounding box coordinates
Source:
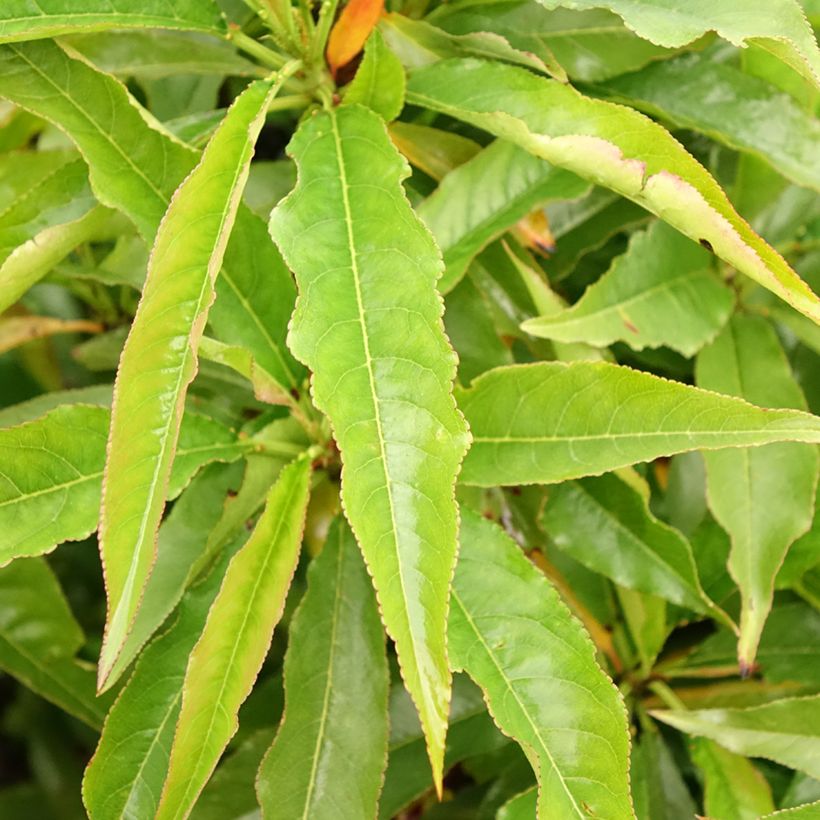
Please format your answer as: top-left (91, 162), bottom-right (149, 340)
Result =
top-left (0, 0), bottom-right (820, 818)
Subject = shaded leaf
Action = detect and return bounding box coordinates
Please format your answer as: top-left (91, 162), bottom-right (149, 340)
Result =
top-left (631, 728), bottom-right (697, 820)
top-left (406, 59), bottom-right (820, 322)
top-left (497, 787), bottom-right (537, 819)
top-left (270, 103), bottom-right (469, 789)
top-left (458, 361), bottom-right (820, 487)
top-left (155, 457), bottom-right (311, 819)
top-left (388, 121), bottom-right (480, 180)
top-left (696, 314), bottom-right (818, 668)
top-left (417, 138), bottom-right (588, 293)
top-left (523, 221), bottom-right (734, 356)
top-left (257, 517), bottom-right (388, 819)
top-left (0, 315), bottom-right (102, 354)
top-left (653, 696), bottom-right (820, 779)
top-left (450, 510), bottom-right (633, 818)
top-left (98, 76), bottom-right (283, 686)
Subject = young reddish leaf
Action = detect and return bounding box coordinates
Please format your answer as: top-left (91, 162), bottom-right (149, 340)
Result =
top-left (326, 0), bottom-right (385, 75)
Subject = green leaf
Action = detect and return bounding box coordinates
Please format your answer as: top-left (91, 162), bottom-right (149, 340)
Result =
top-left (535, 0), bottom-right (820, 90)
top-left (429, 3), bottom-right (676, 82)
top-left (523, 221), bottom-right (734, 356)
top-left (63, 30), bottom-right (258, 79)
top-left (497, 787), bottom-right (538, 819)
top-left (692, 738), bottom-right (776, 820)
top-left (83, 539), bottom-right (244, 820)
top-left (458, 361), bottom-right (820, 487)
top-left (450, 510), bottom-right (633, 819)
top-left (379, 676), bottom-right (506, 819)
top-left (345, 29), bottom-right (405, 122)
top-left (0, 404), bottom-right (249, 566)
top-left (388, 121), bottom-right (480, 181)
top-left (696, 314), bottom-right (818, 669)
top-left (0, 557), bottom-right (109, 729)
top-left (652, 696), bottom-right (820, 780)
top-left (155, 457), bottom-right (311, 820)
top-left (97, 75), bottom-right (283, 687)
top-left (631, 728), bottom-right (697, 820)
top-left (405, 59), bottom-right (820, 323)
top-left (542, 472), bottom-right (729, 620)
top-left (380, 12), bottom-right (565, 79)
top-left (762, 802), bottom-right (820, 819)
top-left (269, 103), bottom-right (469, 789)
top-left (417, 139), bottom-right (588, 293)
top-left (256, 517), bottom-right (388, 819)
top-left (0, 385), bottom-right (112, 428)
top-left (0, 40), bottom-right (301, 392)
top-left (0, 0), bottom-right (226, 42)
top-left (601, 52), bottom-right (820, 192)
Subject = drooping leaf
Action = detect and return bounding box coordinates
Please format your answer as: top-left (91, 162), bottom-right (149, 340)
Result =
top-left (269, 103), bottom-right (469, 789)
top-left (98, 75), bottom-right (283, 687)
top-left (523, 221), bottom-right (734, 356)
top-left (344, 29), bottom-right (405, 122)
top-left (0, 404), bottom-right (249, 566)
top-left (631, 727), bottom-right (697, 820)
top-left (449, 510), bottom-right (633, 818)
top-left (458, 361), bottom-right (820, 486)
top-left (155, 457), bottom-right (311, 820)
top-left (653, 696), bottom-right (820, 780)
top-left (535, 0), bottom-right (820, 90)
top-left (327, 0), bottom-right (384, 75)
top-left (388, 121), bottom-right (480, 180)
top-left (0, 0), bottom-right (227, 42)
top-left (542, 472), bottom-right (729, 621)
top-left (429, 2), bottom-right (677, 82)
top-left (0, 315), bottom-right (102, 354)
top-left (602, 51), bottom-right (820, 192)
top-left (379, 676), bottom-right (506, 819)
top-left (696, 314), bottom-right (818, 669)
top-left (63, 30), bottom-right (259, 79)
top-left (83, 539), bottom-right (245, 820)
top-left (0, 39), bottom-right (301, 393)
top-left (417, 138), bottom-right (588, 293)
top-left (256, 517), bottom-right (388, 819)
top-left (406, 59), bottom-right (820, 322)
top-left (379, 12), bottom-right (565, 79)
top-left (0, 557), bottom-right (109, 729)
top-left (692, 738), bottom-right (776, 820)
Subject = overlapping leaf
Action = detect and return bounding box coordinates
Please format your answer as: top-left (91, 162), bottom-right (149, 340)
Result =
top-left (155, 457), bottom-right (311, 820)
top-left (653, 696), bottom-right (820, 779)
top-left (523, 221), bottom-right (734, 356)
top-left (535, 0), bottom-right (820, 90)
top-left (458, 362), bottom-right (820, 486)
top-left (0, 0), bottom-right (226, 42)
top-left (98, 76), bottom-right (283, 687)
top-left (0, 405), bottom-right (249, 566)
top-left (270, 103), bottom-right (469, 789)
top-left (417, 139), bottom-right (588, 293)
top-left (406, 59), bottom-right (820, 322)
top-left (697, 315), bottom-right (818, 668)
top-left (0, 39), bottom-right (301, 393)
top-left (450, 510), bottom-right (633, 818)
top-left (345, 29), bottom-right (405, 122)
top-left (256, 517), bottom-right (388, 819)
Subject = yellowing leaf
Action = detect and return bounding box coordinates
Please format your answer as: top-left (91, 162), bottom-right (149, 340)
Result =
top-left (327, 0), bottom-right (385, 74)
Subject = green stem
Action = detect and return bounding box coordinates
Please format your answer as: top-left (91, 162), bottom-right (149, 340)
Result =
top-left (647, 680), bottom-right (687, 711)
top-left (311, 0), bottom-right (340, 64)
top-left (229, 25), bottom-right (291, 69)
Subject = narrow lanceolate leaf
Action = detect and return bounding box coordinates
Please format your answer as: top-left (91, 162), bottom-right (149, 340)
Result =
top-left (0, 404), bottom-right (249, 568)
top-left (523, 221), bottom-right (734, 357)
top-left (696, 315), bottom-right (818, 670)
top-left (256, 517), bottom-right (389, 819)
top-left (653, 696), bottom-right (820, 780)
top-left (458, 362), bottom-right (820, 487)
top-left (691, 738), bottom-right (775, 820)
top-left (155, 457), bottom-right (311, 820)
top-left (83, 542), bottom-right (243, 820)
top-left (497, 788), bottom-right (538, 820)
top-left (0, 40), bottom-right (301, 393)
top-left (98, 76), bottom-right (282, 688)
top-left (327, 0), bottom-right (384, 74)
top-left (0, 558), bottom-right (108, 729)
top-left (345, 29), bottom-right (405, 122)
top-left (450, 511), bottom-right (633, 818)
top-left (602, 52), bottom-right (820, 192)
top-left (406, 59), bottom-right (820, 323)
top-left (0, 0), bottom-right (226, 43)
top-left (542, 473), bottom-right (729, 621)
top-left (270, 104), bottom-right (469, 789)
top-left (535, 0), bottom-right (820, 90)
top-left (417, 139), bottom-right (588, 293)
